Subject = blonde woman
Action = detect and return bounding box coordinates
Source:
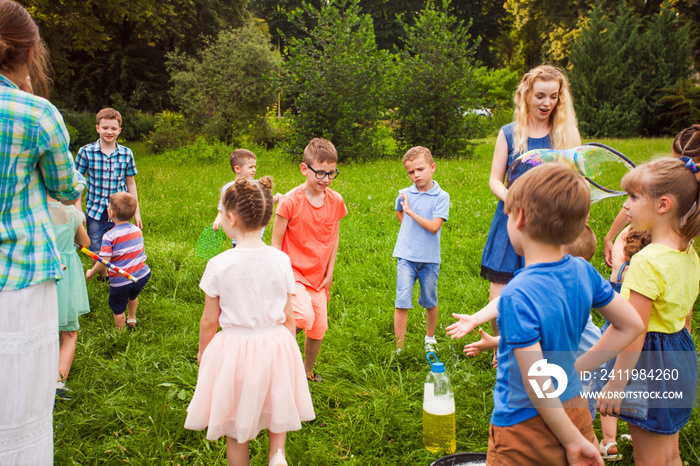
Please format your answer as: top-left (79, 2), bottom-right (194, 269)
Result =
top-left (479, 65), bottom-right (581, 362)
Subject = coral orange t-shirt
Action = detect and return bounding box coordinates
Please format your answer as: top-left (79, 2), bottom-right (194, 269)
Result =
top-left (276, 185), bottom-right (347, 293)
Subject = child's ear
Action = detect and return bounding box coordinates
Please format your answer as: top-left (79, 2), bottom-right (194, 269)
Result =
top-left (300, 163), bottom-right (307, 175)
top-left (226, 211), bottom-right (238, 226)
top-left (233, 165), bottom-right (242, 175)
top-left (657, 195), bottom-right (673, 214)
top-left (515, 208), bottom-right (526, 230)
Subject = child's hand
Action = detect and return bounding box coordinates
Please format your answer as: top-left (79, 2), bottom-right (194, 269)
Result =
top-left (446, 313), bottom-right (478, 339)
top-left (321, 272), bottom-right (333, 292)
top-left (273, 193), bottom-right (282, 204)
top-left (464, 328), bottom-right (499, 356)
top-left (197, 351), bottom-right (204, 364)
top-left (85, 268), bottom-right (95, 280)
top-left (563, 435), bottom-right (605, 466)
top-left (400, 192), bottom-right (413, 216)
top-left (212, 219), bottom-right (222, 232)
top-left (596, 380), bottom-right (625, 417)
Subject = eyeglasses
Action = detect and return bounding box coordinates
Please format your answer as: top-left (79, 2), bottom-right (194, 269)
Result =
top-left (305, 164), bottom-right (340, 180)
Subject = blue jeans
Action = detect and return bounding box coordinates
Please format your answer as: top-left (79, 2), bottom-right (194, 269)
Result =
top-left (395, 258), bottom-right (440, 309)
top-left (86, 210), bottom-right (114, 254)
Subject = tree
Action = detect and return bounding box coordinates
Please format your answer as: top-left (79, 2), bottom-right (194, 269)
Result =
top-left (168, 24), bottom-right (281, 143)
top-left (570, 1), bottom-right (692, 137)
top-left (391, 2), bottom-right (482, 157)
top-left (20, 0), bottom-right (248, 111)
top-left (279, 0), bottom-right (392, 161)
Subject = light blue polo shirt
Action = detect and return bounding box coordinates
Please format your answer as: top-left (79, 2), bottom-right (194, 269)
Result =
top-left (392, 181), bottom-right (450, 264)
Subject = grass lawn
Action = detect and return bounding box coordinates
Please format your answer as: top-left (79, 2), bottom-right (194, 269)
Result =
top-left (54, 136), bottom-right (700, 465)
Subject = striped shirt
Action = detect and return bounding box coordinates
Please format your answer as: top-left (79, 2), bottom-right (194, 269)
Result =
top-left (0, 74), bottom-right (85, 291)
top-left (100, 223), bottom-right (150, 287)
top-left (75, 140), bottom-right (137, 219)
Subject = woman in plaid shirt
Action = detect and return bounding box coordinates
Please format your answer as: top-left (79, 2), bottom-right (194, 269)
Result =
top-left (0, 1), bottom-right (86, 463)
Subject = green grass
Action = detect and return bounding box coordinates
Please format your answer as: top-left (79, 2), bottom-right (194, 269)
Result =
top-left (54, 137), bottom-right (700, 465)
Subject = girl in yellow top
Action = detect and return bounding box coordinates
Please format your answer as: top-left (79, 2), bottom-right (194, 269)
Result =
top-left (597, 157), bottom-right (700, 466)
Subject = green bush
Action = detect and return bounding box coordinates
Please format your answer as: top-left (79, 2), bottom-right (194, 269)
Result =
top-left (658, 78), bottom-right (700, 135)
top-left (167, 22), bottom-right (281, 144)
top-left (391, 4), bottom-right (483, 158)
top-left (146, 111), bottom-right (194, 154)
top-left (61, 111), bottom-right (96, 150)
top-left (279, 0), bottom-right (392, 161)
top-left (570, 2), bottom-right (693, 137)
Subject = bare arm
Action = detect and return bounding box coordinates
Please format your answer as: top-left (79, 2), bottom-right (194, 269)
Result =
top-left (125, 176), bottom-right (142, 229)
top-left (320, 227), bottom-right (340, 291)
top-left (400, 192), bottom-right (444, 234)
top-left (85, 255), bottom-right (110, 280)
top-left (464, 329), bottom-right (500, 356)
top-left (575, 293), bottom-right (644, 374)
top-left (197, 294), bottom-right (221, 364)
top-left (446, 297), bottom-right (500, 339)
top-left (212, 211), bottom-right (224, 231)
top-left (594, 291), bottom-right (649, 416)
top-left (396, 210), bottom-right (404, 223)
top-left (75, 224), bottom-right (90, 249)
top-left (271, 214), bottom-right (288, 250)
top-left (488, 130), bottom-right (510, 202)
top-left (515, 343), bottom-right (603, 466)
top-left (283, 293), bottom-right (295, 335)
top-left (604, 208), bottom-right (629, 267)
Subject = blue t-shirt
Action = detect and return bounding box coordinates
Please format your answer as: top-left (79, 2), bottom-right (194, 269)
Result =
top-left (491, 255), bottom-right (614, 427)
top-left (392, 181), bottom-right (450, 264)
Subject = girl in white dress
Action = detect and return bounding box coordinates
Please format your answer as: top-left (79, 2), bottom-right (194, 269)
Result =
top-left (185, 176), bottom-right (314, 466)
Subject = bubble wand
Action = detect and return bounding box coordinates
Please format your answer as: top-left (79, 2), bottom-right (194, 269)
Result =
top-left (75, 244), bottom-right (138, 283)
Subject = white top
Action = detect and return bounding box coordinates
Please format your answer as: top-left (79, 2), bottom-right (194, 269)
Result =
top-left (199, 246), bottom-right (294, 329)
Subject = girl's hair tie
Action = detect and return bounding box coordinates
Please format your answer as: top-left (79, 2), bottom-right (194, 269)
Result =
top-left (680, 156), bottom-right (699, 174)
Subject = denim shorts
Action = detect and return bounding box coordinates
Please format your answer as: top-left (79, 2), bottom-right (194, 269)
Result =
top-left (395, 258), bottom-right (440, 309)
top-left (108, 271), bottom-right (151, 315)
top-left (86, 210), bottom-right (115, 254)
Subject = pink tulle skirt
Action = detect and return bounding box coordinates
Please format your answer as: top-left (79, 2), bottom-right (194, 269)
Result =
top-left (184, 325), bottom-right (315, 442)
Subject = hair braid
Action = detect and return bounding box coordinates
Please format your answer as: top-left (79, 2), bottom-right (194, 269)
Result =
top-left (222, 176), bottom-right (274, 231)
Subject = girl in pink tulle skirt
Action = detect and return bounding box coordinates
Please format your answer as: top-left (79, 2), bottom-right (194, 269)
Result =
top-left (185, 176), bottom-right (315, 466)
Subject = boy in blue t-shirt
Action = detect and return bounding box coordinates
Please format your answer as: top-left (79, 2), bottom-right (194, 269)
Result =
top-left (392, 146), bottom-right (450, 352)
top-left (448, 164), bottom-right (643, 465)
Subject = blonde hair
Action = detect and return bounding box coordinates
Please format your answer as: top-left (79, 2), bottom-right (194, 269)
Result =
top-left (621, 157), bottom-right (700, 250)
top-left (505, 163), bottom-right (590, 245)
top-left (109, 192), bottom-right (137, 221)
top-left (221, 176), bottom-right (274, 230)
top-left (403, 146), bottom-right (434, 165)
top-left (96, 108), bottom-right (122, 126)
top-left (303, 138), bottom-right (337, 165)
top-left (0, 0), bottom-right (52, 97)
top-left (563, 224), bottom-right (597, 261)
top-left (512, 65), bottom-right (579, 155)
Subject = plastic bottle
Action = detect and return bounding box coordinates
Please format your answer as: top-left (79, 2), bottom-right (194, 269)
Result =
top-left (423, 352), bottom-right (456, 454)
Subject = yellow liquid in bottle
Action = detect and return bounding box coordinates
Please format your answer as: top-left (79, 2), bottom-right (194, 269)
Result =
top-left (422, 409), bottom-right (456, 454)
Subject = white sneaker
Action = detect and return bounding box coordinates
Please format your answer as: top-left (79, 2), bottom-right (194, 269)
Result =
top-left (269, 449), bottom-right (288, 466)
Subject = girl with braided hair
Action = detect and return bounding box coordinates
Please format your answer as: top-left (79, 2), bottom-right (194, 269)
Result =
top-left (185, 177), bottom-right (314, 466)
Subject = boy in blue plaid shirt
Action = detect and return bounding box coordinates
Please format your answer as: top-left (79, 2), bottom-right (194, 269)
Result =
top-left (76, 108), bottom-right (142, 266)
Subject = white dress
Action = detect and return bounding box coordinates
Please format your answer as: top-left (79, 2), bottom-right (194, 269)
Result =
top-left (184, 246), bottom-right (315, 441)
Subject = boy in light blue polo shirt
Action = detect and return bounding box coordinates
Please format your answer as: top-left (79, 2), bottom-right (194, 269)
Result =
top-left (393, 146), bottom-right (450, 352)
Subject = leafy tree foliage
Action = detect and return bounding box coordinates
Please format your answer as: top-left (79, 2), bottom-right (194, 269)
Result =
top-left (167, 24), bottom-right (281, 144)
top-left (20, 0), bottom-right (248, 112)
top-left (279, 0), bottom-right (392, 161)
top-left (570, 1), bottom-right (692, 137)
top-left (391, 3), bottom-right (481, 158)
top-left (659, 79), bottom-right (700, 135)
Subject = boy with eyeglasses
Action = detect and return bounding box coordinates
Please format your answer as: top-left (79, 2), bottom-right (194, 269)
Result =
top-left (393, 146), bottom-right (450, 353)
top-left (272, 138), bottom-right (347, 382)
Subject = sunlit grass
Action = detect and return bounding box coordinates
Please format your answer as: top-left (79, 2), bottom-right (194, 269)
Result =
top-left (54, 136), bottom-right (700, 465)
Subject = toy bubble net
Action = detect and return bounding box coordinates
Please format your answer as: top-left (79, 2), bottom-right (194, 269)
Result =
top-left (195, 225), bottom-right (231, 260)
top-left (506, 143), bottom-right (636, 203)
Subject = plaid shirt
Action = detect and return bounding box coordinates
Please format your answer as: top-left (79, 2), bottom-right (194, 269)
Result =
top-left (0, 74), bottom-right (85, 291)
top-left (75, 140), bottom-right (137, 219)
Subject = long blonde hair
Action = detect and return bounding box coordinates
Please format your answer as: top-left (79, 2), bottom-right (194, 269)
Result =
top-left (512, 65), bottom-right (579, 155)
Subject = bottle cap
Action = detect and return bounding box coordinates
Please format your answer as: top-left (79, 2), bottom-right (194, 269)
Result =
top-left (426, 352), bottom-right (445, 373)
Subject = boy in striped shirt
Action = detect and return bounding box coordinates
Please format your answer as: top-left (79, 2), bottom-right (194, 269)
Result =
top-left (86, 192), bottom-right (151, 329)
